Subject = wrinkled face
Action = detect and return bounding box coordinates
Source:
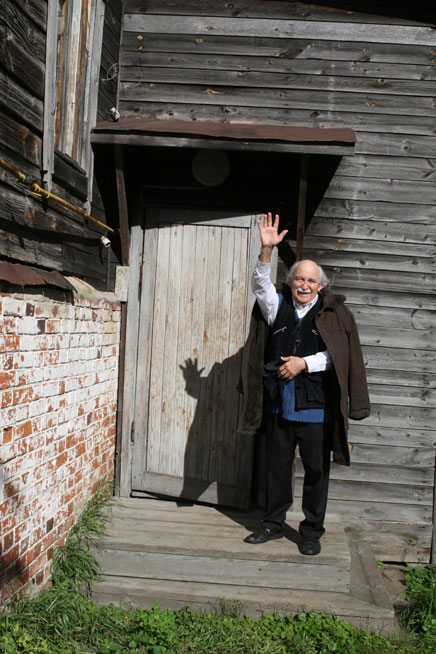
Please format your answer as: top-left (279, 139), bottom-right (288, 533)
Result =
top-left (290, 260), bottom-right (323, 306)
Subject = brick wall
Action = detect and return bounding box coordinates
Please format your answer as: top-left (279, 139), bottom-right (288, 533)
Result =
top-left (0, 282), bottom-right (121, 603)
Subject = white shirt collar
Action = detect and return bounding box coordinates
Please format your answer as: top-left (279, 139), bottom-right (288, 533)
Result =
top-left (293, 294), bottom-right (319, 317)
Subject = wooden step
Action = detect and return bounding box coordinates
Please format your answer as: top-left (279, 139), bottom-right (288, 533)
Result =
top-left (95, 546), bottom-right (350, 592)
top-left (91, 497), bottom-right (396, 634)
top-left (92, 576), bottom-right (394, 635)
top-left (94, 497), bottom-right (350, 591)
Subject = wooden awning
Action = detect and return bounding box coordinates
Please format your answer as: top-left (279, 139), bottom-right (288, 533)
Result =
top-left (92, 118), bottom-right (355, 155)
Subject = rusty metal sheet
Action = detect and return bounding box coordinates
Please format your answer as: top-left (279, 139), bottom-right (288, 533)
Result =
top-left (39, 270), bottom-right (76, 291)
top-left (93, 117), bottom-right (355, 144)
top-left (0, 261), bottom-right (75, 291)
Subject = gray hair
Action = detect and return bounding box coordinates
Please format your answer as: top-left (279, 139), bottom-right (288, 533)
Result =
top-left (286, 261), bottom-right (329, 287)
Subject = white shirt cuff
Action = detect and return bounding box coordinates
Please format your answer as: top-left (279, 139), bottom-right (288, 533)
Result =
top-left (303, 350), bottom-right (332, 373)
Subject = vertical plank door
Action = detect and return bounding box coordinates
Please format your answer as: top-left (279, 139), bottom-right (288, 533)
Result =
top-left (130, 210), bottom-right (259, 508)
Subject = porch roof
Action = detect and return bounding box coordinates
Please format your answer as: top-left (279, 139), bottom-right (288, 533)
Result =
top-left (92, 117), bottom-right (355, 155)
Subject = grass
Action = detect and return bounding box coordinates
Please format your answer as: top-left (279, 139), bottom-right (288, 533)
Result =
top-left (1, 481), bottom-right (435, 653)
top-left (401, 563), bottom-right (436, 648)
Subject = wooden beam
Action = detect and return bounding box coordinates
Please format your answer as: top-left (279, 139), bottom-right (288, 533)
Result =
top-left (42, 0), bottom-right (59, 191)
top-left (114, 144), bottom-right (130, 265)
top-left (92, 132), bottom-right (354, 156)
top-left (119, 222), bottom-right (144, 496)
top-left (296, 153), bottom-right (308, 261)
top-left (114, 302), bottom-right (127, 494)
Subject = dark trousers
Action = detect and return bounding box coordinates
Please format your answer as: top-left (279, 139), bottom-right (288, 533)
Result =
top-left (262, 413), bottom-right (332, 540)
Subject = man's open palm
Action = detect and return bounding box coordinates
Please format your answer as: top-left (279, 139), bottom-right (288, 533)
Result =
top-left (257, 212), bottom-right (288, 248)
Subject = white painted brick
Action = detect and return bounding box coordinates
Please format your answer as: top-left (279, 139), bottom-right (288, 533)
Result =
top-left (45, 319), bottom-right (63, 334)
top-left (77, 307), bottom-right (93, 321)
top-left (100, 345), bottom-right (116, 358)
top-left (19, 335), bottom-right (55, 352)
top-left (33, 301), bottom-right (58, 318)
top-left (70, 334), bottom-right (85, 348)
top-left (91, 359), bottom-right (105, 373)
top-left (32, 302), bottom-right (53, 318)
top-left (67, 348), bottom-right (80, 362)
top-left (62, 319), bottom-right (75, 334)
top-left (101, 334), bottom-right (117, 346)
top-left (2, 297), bottom-right (26, 316)
top-left (67, 362), bottom-right (82, 378)
top-left (80, 321), bottom-right (92, 334)
top-left (64, 378), bottom-right (78, 393)
top-left (102, 321), bottom-right (118, 334)
top-left (70, 415), bottom-right (88, 431)
top-left (62, 390), bottom-right (77, 407)
top-left (82, 347), bottom-right (99, 360)
top-left (81, 399), bottom-right (98, 415)
top-left (96, 368), bottom-right (114, 383)
top-left (20, 368), bottom-right (44, 385)
top-left (38, 382), bottom-right (60, 398)
top-left (3, 292), bottom-right (119, 603)
top-left (43, 364), bottom-right (69, 382)
top-left (91, 334), bottom-right (104, 347)
top-left (28, 398), bottom-right (49, 419)
top-left (87, 384), bottom-right (102, 400)
top-left (53, 421), bottom-right (68, 439)
top-left (54, 334), bottom-right (71, 349)
top-left (17, 318), bottom-right (41, 335)
top-left (3, 450), bottom-right (41, 480)
top-left (75, 387), bottom-right (91, 404)
top-left (1, 404), bottom-right (29, 428)
top-left (18, 335), bottom-right (36, 352)
top-left (58, 349), bottom-right (69, 364)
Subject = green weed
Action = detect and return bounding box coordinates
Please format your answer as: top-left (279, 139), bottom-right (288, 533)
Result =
top-left (51, 479), bottom-right (115, 594)
top-left (400, 564), bottom-right (436, 649)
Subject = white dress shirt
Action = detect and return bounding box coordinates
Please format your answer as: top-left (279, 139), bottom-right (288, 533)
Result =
top-left (252, 260), bottom-right (332, 373)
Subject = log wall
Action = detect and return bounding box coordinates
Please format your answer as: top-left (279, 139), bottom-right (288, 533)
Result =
top-left (0, 0), bottom-right (123, 290)
top-left (117, 0), bottom-right (436, 562)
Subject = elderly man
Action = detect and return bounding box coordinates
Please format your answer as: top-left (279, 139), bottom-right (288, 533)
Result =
top-left (241, 212), bottom-right (370, 555)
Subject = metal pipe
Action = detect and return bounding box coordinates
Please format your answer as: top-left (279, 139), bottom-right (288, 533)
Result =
top-left (0, 156), bottom-right (26, 183)
top-left (0, 156), bottom-right (114, 234)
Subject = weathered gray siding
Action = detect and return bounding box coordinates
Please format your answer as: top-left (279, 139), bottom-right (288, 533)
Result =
top-left (117, 0), bottom-right (436, 562)
top-left (98, 0), bottom-right (124, 121)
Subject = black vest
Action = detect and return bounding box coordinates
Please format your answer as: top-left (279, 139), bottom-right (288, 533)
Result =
top-left (264, 293), bottom-right (331, 409)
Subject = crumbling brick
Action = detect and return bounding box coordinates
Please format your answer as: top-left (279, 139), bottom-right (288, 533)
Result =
top-left (0, 290), bottom-right (120, 602)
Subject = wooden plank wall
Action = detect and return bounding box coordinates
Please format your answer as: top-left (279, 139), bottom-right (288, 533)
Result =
top-left (0, 0), bottom-right (122, 290)
top-left (118, 0), bottom-right (436, 562)
top-left (97, 0), bottom-right (123, 121)
top-left (91, 0), bottom-right (124, 270)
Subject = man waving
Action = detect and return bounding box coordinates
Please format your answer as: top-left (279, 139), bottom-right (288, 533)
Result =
top-left (242, 213), bottom-right (370, 556)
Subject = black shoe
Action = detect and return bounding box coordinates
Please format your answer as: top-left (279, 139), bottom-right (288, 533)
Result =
top-left (300, 538), bottom-right (321, 556)
top-left (244, 527), bottom-right (283, 544)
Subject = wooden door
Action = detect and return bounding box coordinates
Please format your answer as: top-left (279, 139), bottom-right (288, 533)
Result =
top-left (128, 210), bottom-right (259, 508)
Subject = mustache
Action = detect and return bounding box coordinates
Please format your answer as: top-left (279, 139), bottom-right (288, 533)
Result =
top-left (296, 288), bottom-right (312, 294)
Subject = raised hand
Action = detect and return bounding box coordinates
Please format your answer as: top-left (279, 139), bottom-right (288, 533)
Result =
top-left (257, 213), bottom-right (288, 262)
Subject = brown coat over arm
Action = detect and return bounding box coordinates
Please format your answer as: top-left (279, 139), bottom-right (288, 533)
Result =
top-left (238, 287), bottom-right (370, 466)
